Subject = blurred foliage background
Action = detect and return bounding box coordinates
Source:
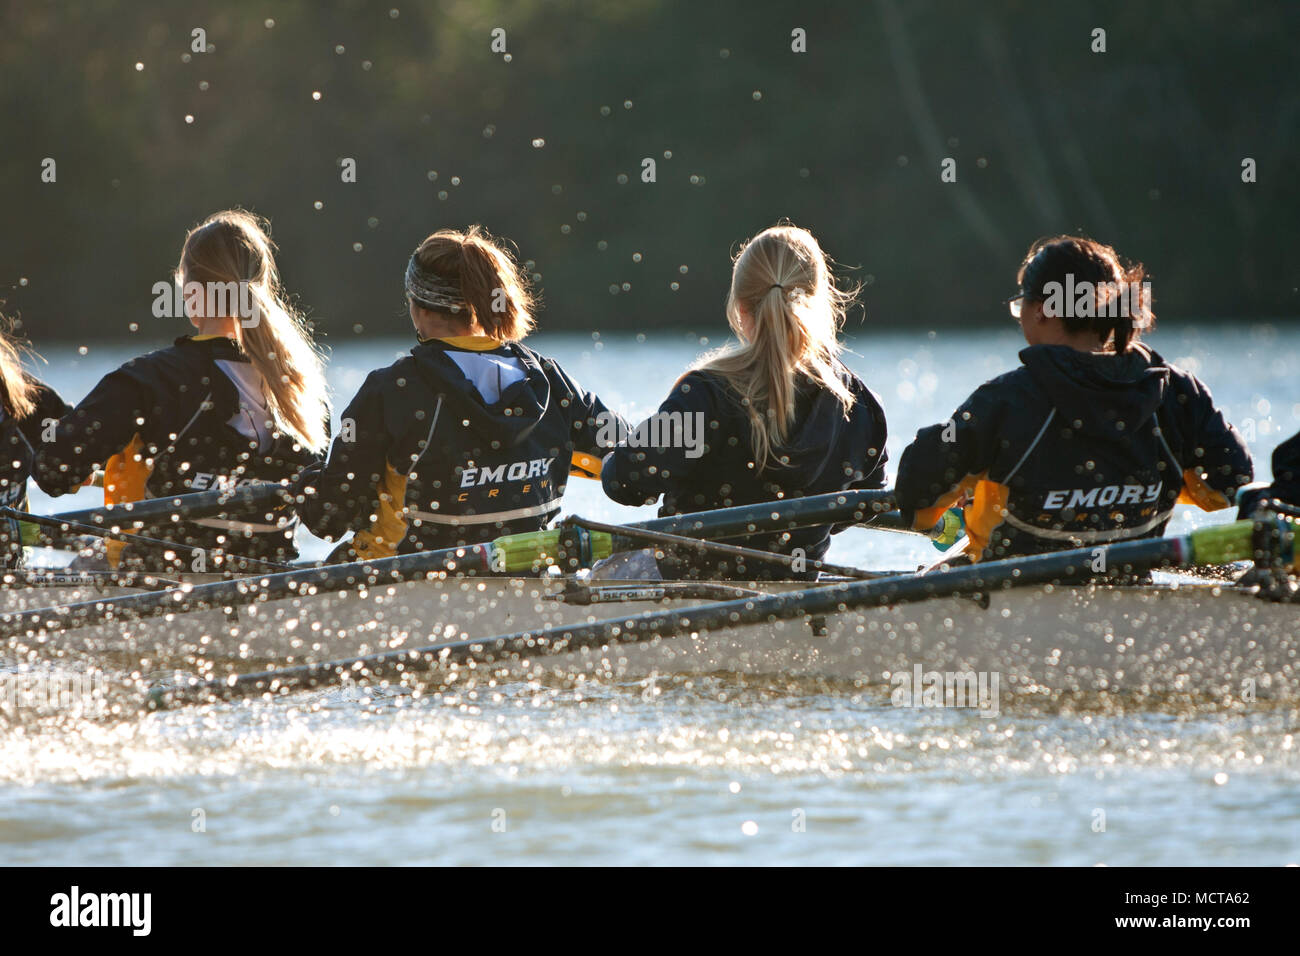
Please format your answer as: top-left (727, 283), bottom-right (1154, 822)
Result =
top-left (2, 0), bottom-right (1298, 344)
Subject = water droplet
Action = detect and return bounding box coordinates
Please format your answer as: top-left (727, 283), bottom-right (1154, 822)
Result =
top-left (313, 201), bottom-right (323, 210)
top-left (335, 44), bottom-right (346, 55)
top-left (599, 105), bottom-right (611, 117)
top-left (663, 150), bottom-right (673, 159)
top-left (128, 322), bottom-right (139, 332)
top-left (597, 240), bottom-right (608, 251)
top-left (352, 242), bottom-right (363, 252)
top-left (576, 211), bottom-right (587, 222)
top-left (616, 173), bottom-right (628, 184)
top-left (897, 155), bottom-right (909, 167)
top-left (560, 224), bottom-right (571, 234)
top-left (134, 62), bottom-right (144, 71)
top-left (623, 100), bottom-right (633, 109)
top-left (18, 277), bottom-right (28, 287)
top-left (670, 282), bottom-right (680, 291)
top-left (551, 184), bottom-right (562, 195)
top-left (181, 53), bottom-right (192, 64)
top-left (976, 157), bottom-right (988, 169)
top-left (362, 60), bottom-right (373, 71)
top-left (264, 18), bottom-right (275, 29)
top-left (531, 138), bottom-right (545, 148)
top-left (367, 217), bottom-right (379, 229)
top-left (451, 176), bottom-right (461, 186)
top-left (198, 80), bottom-right (209, 91)
top-left (741, 821), bottom-right (758, 836)
top-left (78, 346), bottom-right (89, 355)
top-left (752, 90), bottom-right (762, 101)
top-left (799, 167), bottom-right (810, 178)
top-left (427, 170), bottom-right (438, 181)
top-left (679, 265), bottom-right (689, 274)
top-left (503, 53), bottom-right (513, 63)
top-left (621, 282), bottom-right (631, 292)
top-left (437, 190), bottom-right (448, 200)
top-left (353, 324), bottom-right (364, 334)
top-left (608, 284), bottom-right (619, 295)
top-left (389, 8), bottom-right (400, 19)
top-left (184, 114), bottom-right (194, 124)
top-left (1213, 772), bottom-right (1229, 785)
top-left (632, 253), bottom-right (642, 263)
top-left (482, 125), bottom-right (495, 138)
top-left (719, 48), bottom-right (730, 58)
top-left (312, 91), bottom-right (322, 101)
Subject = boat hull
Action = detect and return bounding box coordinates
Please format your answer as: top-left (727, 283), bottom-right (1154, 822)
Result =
top-left (6, 574), bottom-right (1298, 700)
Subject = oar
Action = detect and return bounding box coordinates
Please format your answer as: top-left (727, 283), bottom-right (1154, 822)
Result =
top-left (563, 515), bottom-right (885, 579)
top-left (1, 506), bottom-right (294, 573)
top-left (154, 518), bottom-right (1288, 706)
top-left (1, 489), bottom-right (899, 638)
top-left (50, 481), bottom-right (290, 528)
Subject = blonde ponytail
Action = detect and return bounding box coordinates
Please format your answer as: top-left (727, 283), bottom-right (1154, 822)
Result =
top-left (696, 224), bottom-right (857, 469)
top-left (0, 319), bottom-right (37, 419)
top-left (178, 210), bottom-right (331, 453)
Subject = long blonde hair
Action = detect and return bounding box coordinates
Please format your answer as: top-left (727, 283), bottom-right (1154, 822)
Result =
top-left (696, 224), bottom-right (856, 469)
top-left (178, 210), bottom-right (330, 453)
top-left (0, 318), bottom-right (37, 419)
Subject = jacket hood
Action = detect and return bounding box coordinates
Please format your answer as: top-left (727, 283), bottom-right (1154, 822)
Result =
top-left (1019, 344), bottom-right (1169, 435)
top-left (764, 368), bottom-right (883, 486)
top-left (409, 340), bottom-right (552, 448)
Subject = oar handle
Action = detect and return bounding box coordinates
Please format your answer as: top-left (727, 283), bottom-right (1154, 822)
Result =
top-left (50, 481), bottom-right (290, 527)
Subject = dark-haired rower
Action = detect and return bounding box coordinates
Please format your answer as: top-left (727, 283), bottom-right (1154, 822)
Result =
top-left (896, 235), bottom-right (1253, 562)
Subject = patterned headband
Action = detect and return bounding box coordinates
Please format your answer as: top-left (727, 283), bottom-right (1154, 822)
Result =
top-left (405, 255), bottom-right (466, 313)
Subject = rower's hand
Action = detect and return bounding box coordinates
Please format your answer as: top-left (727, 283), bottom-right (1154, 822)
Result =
top-left (929, 507), bottom-right (965, 552)
top-left (289, 463), bottom-right (323, 501)
top-left (1235, 482), bottom-right (1271, 521)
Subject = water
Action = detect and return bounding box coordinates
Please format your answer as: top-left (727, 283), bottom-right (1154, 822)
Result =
top-left (3, 323), bottom-right (1299, 865)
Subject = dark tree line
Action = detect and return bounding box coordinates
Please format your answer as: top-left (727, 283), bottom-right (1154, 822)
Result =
top-left (2, 0), bottom-right (1297, 343)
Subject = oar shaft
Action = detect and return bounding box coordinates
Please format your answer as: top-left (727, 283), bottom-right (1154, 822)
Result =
top-left (577, 517), bottom-right (880, 579)
top-left (165, 531), bottom-right (1215, 705)
top-left (0, 542), bottom-right (496, 637)
top-left (51, 481), bottom-right (288, 527)
top-left (632, 488), bottom-right (897, 539)
top-left (2, 507), bottom-right (291, 572)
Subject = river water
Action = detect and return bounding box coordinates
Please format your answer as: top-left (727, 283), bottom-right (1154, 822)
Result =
top-left (2, 323), bottom-right (1298, 865)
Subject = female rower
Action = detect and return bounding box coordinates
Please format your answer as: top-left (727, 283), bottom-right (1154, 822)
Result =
top-left (0, 322), bottom-right (72, 567)
top-left (895, 235), bottom-right (1253, 563)
top-left (35, 210), bottom-right (330, 570)
top-left (600, 223), bottom-right (889, 579)
top-left (299, 225), bottom-right (625, 560)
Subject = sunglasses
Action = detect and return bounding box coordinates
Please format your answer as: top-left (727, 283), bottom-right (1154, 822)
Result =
top-left (1005, 293), bottom-right (1030, 320)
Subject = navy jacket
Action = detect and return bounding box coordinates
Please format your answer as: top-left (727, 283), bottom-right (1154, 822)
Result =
top-left (602, 365), bottom-right (888, 578)
top-left (895, 344), bottom-right (1252, 561)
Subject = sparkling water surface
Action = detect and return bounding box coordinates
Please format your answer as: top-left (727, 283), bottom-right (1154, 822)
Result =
top-left (3, 323), bottom-right (1298, 865)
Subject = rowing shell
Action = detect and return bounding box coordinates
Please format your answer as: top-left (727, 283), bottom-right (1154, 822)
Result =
top-left (6, 572), bottom-right (1298, 700)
